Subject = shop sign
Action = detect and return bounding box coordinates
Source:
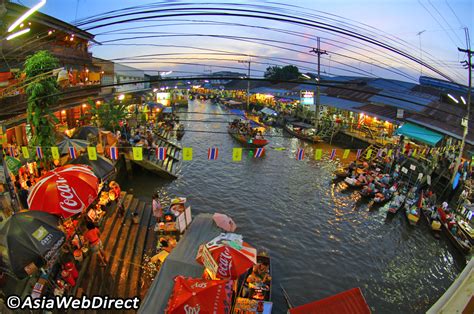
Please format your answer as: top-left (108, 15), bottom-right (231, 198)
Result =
top-left (427, 175), bottom-right (431, 185)
top-left (201, 245), bottom-right (218, 278)
top-left (396, 109), bottom-right (404, 119)
top-left (409, 164), bottom-right (416, 171)
top-left (300, 90), bottom-right (314, 105)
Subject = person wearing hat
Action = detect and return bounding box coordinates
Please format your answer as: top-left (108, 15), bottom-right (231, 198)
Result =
top-left (170, 198), bottom-right (186, 216)
top-left (152, 193), bottom-right (163, 231)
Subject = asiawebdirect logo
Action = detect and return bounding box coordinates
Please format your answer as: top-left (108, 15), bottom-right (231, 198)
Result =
top-left (6, 295), bottom-right (140, 310)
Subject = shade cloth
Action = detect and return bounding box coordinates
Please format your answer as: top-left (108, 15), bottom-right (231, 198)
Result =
top-left (395, 122), bottom-right (443, 146)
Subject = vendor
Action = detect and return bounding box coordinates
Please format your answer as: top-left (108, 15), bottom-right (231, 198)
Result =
top-left (169, 198), bottom-right (186, 216)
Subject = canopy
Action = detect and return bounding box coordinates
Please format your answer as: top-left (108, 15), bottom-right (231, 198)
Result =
top-left (67, 154), bottom-right (116, 180)
top-left (395, 122), bottom-right (443, 146)
top-left (73, 125), bottom-right (99, 140)
top-left (289, 288), bottom-right (371, 314)
top-left (138, 214), bottom-right (222, 314)
top-left (229, 109), bottom-right (246, 117)
top-left (260, 107), bottom-right (278, 116)
top-left (166, 276), bottom-right (232, 314)
top-left (28, 165), bottom-right (99, 219)
top-left (0, 211), bottom-right (65, 279)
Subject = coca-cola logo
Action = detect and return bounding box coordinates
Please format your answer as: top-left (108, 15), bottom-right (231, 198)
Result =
top-left (217, 247), bottom-right (233, 279)
top-left (56, 177), bottom-right (85, 214)
top-left (191, 282), bottom-right (207, 289)
top-left (184, 304), bottom-right (200, 314)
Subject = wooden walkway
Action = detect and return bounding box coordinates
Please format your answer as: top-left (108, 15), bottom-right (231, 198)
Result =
top-left (71, 191), bottom-right (159, 313)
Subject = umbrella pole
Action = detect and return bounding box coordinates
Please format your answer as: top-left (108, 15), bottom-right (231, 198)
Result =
top-left (280, 283), bottom-right (294, 309)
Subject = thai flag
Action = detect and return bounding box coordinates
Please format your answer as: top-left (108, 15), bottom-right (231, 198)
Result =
top-left (254, 147), bottom-right (265, 158)
top-left (109, 147), bottom-right (119, 160)
top-left (356, 149), bottom-right (362, 159)
top-left (36, 147), bottom-right (43, 159)
top-left (8, 147), bottom-right (15, 156)
top-left (157, 147), bottom-right (167, 160)
top-left (330, 149), bottom-right (336, 160)
top-left (208, 147), bottom-right (218, 160)
top-left (69, 147), bottom-right (77, 159)
top-left (296, 148), bottom-right (304, 160)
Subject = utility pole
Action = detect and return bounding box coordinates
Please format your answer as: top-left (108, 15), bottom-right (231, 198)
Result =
top-left (310, 37), bottom-right (327, 131)
top-left (450, 29), bottom-right (473, 188)
top-left (416, 30), bottom-right (426, 77)
top-left (238, 56), bottom-right (251, 111)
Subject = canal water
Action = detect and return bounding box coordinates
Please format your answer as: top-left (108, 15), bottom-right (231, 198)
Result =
top-left (122, 100), bottom-right (465, 313)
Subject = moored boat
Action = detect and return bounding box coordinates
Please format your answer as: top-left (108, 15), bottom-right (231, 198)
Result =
top-left (438, 205), bottom-right (472, 254)
top-left (385, 192), bottom-right (406, 214)
top-left (457, 219), bottom-right (474, 245)
top-left (233, 252), bottom-right (273, 313)
top-left (284, 122), bottom-right (322, 143)
top-left (421, 206), bottom-right (441, 239)
top-left (176, 124), bottom-right (185, 140)
top-left (228, 122), bottom-right (269, 148)
top-left (404, 189), bottom-right (421, 226)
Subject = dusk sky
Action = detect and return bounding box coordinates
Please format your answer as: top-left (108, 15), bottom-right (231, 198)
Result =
top-left (14, 0), bottom-right (474, 84)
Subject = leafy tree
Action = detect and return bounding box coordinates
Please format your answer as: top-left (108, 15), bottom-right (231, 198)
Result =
top-left (89, 99), bottom-right (129, 132)
top-left (24, 51), bottom-right (60, 159)
top-left (264, 65), bottom-right (301, 81)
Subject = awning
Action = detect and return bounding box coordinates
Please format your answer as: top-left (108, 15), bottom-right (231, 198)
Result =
top-left (260, 107), bottom-right (278, 116)
top-left (395, 122), bottom-right (443, 146)
top-left (229, 109), bottom-right (246, 117)
top-left (289, 288), bottom-right (371, 314)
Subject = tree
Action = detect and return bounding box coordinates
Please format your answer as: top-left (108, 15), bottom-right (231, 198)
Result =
top-left (24, 51), bottom-right (60, 159)
top-left (89, 99), bottom-right (129, 132)
top-left (264, 65), bottom-right (301, 81)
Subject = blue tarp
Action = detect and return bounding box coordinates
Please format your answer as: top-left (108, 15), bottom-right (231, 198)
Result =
top-left (162, 107), bottom-right (173, 113)
top-left (260, 107), bottom-right (278, 116)
top-left (395, 122), bottom-right (443, 146)
top-left (147, 102), bottom-right (164, 108)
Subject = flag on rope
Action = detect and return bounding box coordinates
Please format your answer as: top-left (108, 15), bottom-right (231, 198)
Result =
top-left (132, 147), bottom-right (143, 161)
top-left (109, 147), bottom-right (119, 160)
top-left (208, 147), bottom-right (218, 160)
top-left (314, 149), bottom-right (322, 160)
top-left (412, 149), bottom-right (417, 157)
top-left (356, 149), bottom-right (362, 160)
top-left (342, 149), bottom-right (350, 159)
top-left (296, 148), bottom-right (305, 161)
top-left (8, 147), bottom-right (14, 157)
top-left (87, 146), bottom-right (97, 160)
top-left (232, 147), bottom-right (242, 162)
top-left (377, 149), bottom-right (383, 158)
top-left (254, 147), bottom-right (265, 158)
top-left (387, 149), bottom-right (393, 158)
top-left (68, 147), bottom-right (77, 159)
top-left (51, 147), bottom-right (60, 160)
top-left (366, 149), bottom-right (372, 159)
top-left (157, 147), bottom-right (167, 161)
top-left (36, 147), bottom-right (43, 159)
top-left (21, 146), bottom-right (30, 159)
top-left (330, 149), bottom-right (336, 160)
top-left (183, 147), bottom-right (193, 160)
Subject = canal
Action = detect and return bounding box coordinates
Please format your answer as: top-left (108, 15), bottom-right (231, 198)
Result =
top-left (122, 100), bottom-right (465, 313)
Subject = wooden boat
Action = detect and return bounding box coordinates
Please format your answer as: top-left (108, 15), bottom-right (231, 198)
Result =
top-left (457, 219), bottom-right (474, 245)
top-left (228, 124), bottom-right (269, 148)
top-left (421, 207), bottom-right (441, 239)
top-left (404, 192), bottom-right (420, 226)
top-left (343, 177), bottom-right (364, 189)
top-left (176, 124), bottom-right (185, 141)
top-left (385, 193), bottom-right (406, 214)
top-left (284, 122), bottom-right (322, 143)
top-left (441, 221), bottom-right (472, 254)
top-left (233, 252), bottom-right (273, 313)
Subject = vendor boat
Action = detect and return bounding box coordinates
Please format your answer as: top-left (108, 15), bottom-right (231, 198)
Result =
top-left (233, 252), bottom-right (273, 314)
top-left (441, 221), bottom-right (472, 254)
top-left (385, 193), bottom-right (406, 215)
top-left (176, 124), bottom-right (185, 141)
top-left (457, 219), bottom-right (474, 245)
top-left (343, 176), bottom-right (364, 189)
top-left (284, 122), bottom-right (322, 143)
top-left (421, 207), bottom-right (441, 239)
top-left (404, 190), bottom-right (421, 226)
top-left (228, 123), bottom-right (269, 148)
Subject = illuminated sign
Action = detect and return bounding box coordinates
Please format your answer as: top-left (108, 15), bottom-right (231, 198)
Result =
top-left (300, 90), bottom-right (314, 105)
top-left (156, 92), bottom-right (171, 106)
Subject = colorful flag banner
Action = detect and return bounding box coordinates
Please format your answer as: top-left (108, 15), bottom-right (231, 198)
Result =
top-left (36, 147), bottom-right (43, 159)
top-left (314, 149), bottom-right (322, 160)
top-left (330, 149), bottom-right (336, 160)
top-left (296, 148), bottom-right (305, 161)
top-left (342, 149), bottom-right (350, 159)
top-left (87, 146), bottom-right (97, 160)
top-left (157, 147), bottom-right (167, 161)
top-left (132, 147), bottom-right (143, 161)
top-left (387, 149), bottom-right (393, 157)
top-left (208, 147), bottom-right (219, 160)
top-left (109, 147), bottom-right (119, 160)
top-left (377, 149), bottom-right (383, 158)
top-left (412, 149), bottom-right (417, 157)
top-left (232, 148), bottom-right (242, 162)
top-left (51, 147), bottom-right (60, 160)
top-left (183, 147), bottom-right (193, 161)
top-left (254, 147), bottom-right (265, 158)
top-left (68, 147), bottom-right (77, 159)
top-left (366, 149), bottom-right (372, 159)
top-left (21, 146), bottom-right (30, 159)
top-left (356, 149), bottom-right (362, 160)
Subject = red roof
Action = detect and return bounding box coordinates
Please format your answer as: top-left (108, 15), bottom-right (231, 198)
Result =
top-left (289, 288), bottom-right (371, 314)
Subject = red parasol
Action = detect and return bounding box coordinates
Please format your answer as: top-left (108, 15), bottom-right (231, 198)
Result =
top-left (27, 165), bottom-right (99, 219)
top-left (166, 276), bottom-right (232, 314)
top-left (198, 238), bottom-right (257, 280)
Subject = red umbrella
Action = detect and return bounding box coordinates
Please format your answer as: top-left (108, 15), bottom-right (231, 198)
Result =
top-left (198, 238), bottom-right (257, 280)
top-left (166, 276), bottom-right (232, 314)
top-left (28, 165), bottom-right (99, 219)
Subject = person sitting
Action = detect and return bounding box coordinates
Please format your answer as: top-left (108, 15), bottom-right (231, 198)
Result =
top-left (169, 198), bottom-right (186, 216)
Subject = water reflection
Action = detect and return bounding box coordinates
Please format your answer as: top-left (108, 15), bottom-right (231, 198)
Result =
top-left (122, 100), bottom-right (464, 314)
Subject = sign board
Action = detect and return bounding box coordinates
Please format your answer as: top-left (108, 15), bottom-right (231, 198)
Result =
top-left (201, 245), bottom-right (218, 279)
top-left (396, 109), bottom-right (404, 119)
top-left (401, 167), bottom-right (408, 174)
top-left (175, 206), bottom-right (193, 233)
top-left (417, 173), bottom-right (423, 180)
top-left (427, 175), bottom-right (431, 185)
top-left (300, 90), bottom-right (314, 105)
top-left (409, 164), bottom-right (416, 171)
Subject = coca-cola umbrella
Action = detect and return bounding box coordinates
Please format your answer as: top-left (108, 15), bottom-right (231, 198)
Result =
top-left (166, 276), bottom-right (233, 314)
top-left (0, 211), bottom-right (66, 279)
top-left (27, 165), bottom-right (99, 219)
top-left (197, 234), bottom-right (257, 280)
